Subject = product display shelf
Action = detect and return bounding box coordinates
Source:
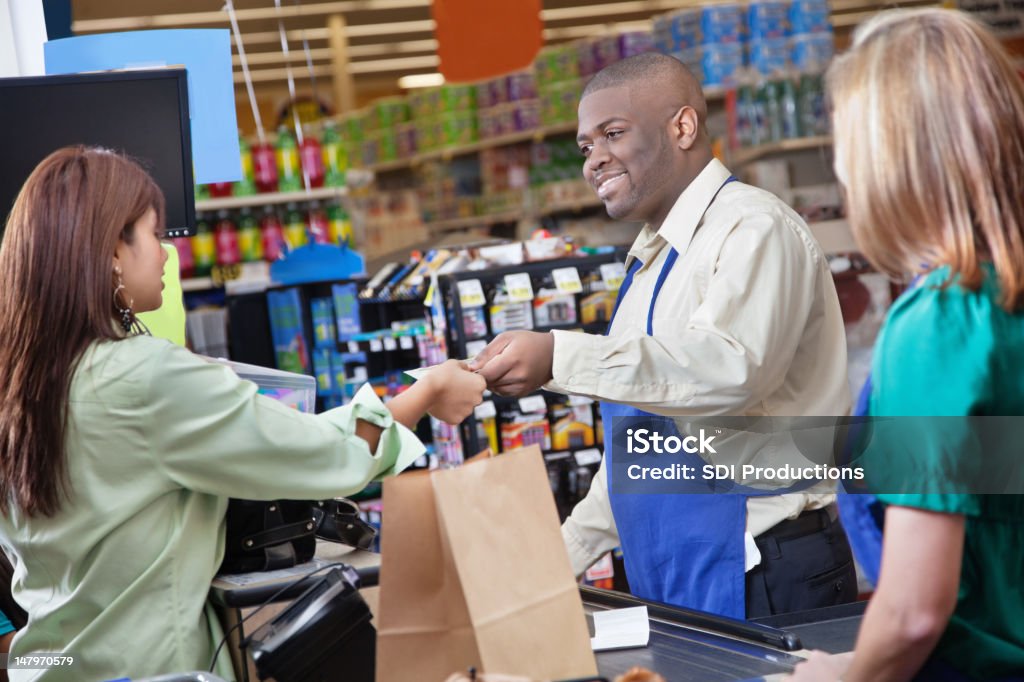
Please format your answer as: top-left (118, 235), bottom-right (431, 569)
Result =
top-left (195, 186), bottom-right (348, 212)
top-left (731, 135), bottom-right (833, 167)
top-left (437, 250), bottom-right (627, 456)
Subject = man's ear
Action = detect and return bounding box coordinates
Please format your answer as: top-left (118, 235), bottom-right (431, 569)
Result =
top-left (673, 105), bottom-right (700, 151)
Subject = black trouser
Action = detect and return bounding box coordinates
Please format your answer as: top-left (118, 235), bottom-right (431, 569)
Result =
top-left (745, 506), bottom-right (858, 618)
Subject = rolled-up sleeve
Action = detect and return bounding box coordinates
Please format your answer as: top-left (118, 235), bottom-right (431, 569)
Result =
top-left (548, 212), bottom-right (820, 416)
top-left (144, 343), bottom-right (424, 500)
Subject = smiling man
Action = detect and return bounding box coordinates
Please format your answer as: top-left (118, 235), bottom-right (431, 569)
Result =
top-left (471, 53), bottom-right (855, 619)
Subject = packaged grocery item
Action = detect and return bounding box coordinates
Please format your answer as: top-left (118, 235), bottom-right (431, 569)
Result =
top-left (790, 0), bottom-right (832, 34)
top-left (192, 214), bottom-right (216, 276)
top-left (275, 126), bottom-right (302, 192)
top-left (237, 208), bottom-right (263, 263)
top-left (260, 207), bottom-right (286, 262)
top-left (702, 43), bottom-right (745, 86)
top-left (299, 127), bottom-right (324, 188)
top-left (748, 1), bottom-right (790, 41)
top-left (701, 4), bottom-right (746, 44)
top-left (214, 210), bottom-right (241, 266)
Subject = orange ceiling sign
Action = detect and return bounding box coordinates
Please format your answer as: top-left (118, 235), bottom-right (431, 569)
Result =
top-left (431, 0), bottom-right (543, 81)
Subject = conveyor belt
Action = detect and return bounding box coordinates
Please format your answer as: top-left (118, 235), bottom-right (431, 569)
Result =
top-left (582, 587), bottom-right (866, 682)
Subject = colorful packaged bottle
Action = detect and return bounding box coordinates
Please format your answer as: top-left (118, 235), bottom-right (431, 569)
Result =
top-left (207, 181), bottom-right (233, 198)
top-left (283, 202), bottom-right (308, 250)
top-left (327, 203), bottom-right (353, 247)
top-left (321, 121), bottom-right (347, 188)
top-left (172, 236), bottom-right (194, 279)
top-left (237, 208), bottom-right (263, 262)
top-left (307, 201), bottom-right (330, 245)
top-left (299, 126), bottom-right (325, 188)
top-left (214, 210), bottom-right (241, 266)
top-left (275, 127), bottom-right (302, 193)
top-left (252, 140), bottom-right (279, 194)
top-left (192, 214), bottom-right (216, 277)
top-left (233, 135), bottom-right (258, 196)
top-left (260, 207), bottom-right (286, 261)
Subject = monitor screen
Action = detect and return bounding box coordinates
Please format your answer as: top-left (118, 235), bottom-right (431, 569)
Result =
top-left (0, 68), bottom-right (196, 240)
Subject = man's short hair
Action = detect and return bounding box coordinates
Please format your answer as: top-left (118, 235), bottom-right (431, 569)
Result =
top-left (581, 52), bottom-right (698, 100)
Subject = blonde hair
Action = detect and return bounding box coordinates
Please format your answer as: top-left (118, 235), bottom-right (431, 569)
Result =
top-left (827, 8), bottom-right (1024, 310)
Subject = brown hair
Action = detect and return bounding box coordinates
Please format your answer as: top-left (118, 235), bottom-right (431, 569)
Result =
top-left (0, 147), bottom-right (165, 517)
top-left (827, 9), bottom-right (1024, 310)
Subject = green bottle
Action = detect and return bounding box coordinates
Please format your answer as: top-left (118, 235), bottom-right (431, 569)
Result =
top-left (237, 208), bottom-right (263, 262)
top-left (276, 127), bottom-right (302, 193)
top-left (327, 203), bottom-right (353, 247)
top-left (283, 202), bottom-right (308, 249)
top-left (192, 214), bottom-right (216, 277)
top-left (233, 135), bottom-right (258, 196)
top-left (322, 121), bottom-right (348, 188)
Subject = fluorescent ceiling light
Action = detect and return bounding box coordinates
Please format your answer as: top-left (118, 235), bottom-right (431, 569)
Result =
top-left (398, 72), bottom-right (445, 89)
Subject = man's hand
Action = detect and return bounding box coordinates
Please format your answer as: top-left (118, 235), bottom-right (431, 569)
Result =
top-left (468, 331), bottom-right (555, 396)
top-left (787, 651), bottom-right (853, 681)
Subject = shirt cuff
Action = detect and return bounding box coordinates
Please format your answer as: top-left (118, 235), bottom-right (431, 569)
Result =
top-left (328, 383), bottom-right (426, 481)
top-left (561, 518), bottom-right (600, 577)
top-left (549, 329), bottom-right (601, 395)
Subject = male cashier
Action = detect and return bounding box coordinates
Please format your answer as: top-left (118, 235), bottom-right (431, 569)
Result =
top-left (471, 53), bottom-right (856, 619)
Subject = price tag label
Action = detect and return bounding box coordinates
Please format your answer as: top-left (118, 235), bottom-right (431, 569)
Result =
top-left (574, 448), bottom-right (603, 467)
top-left (600, 262), bottom-right (627, 291)
top-left (552, 267), bottom-right (584, 294)
top-left (383, 336), bottom-right (397, 351)
top-left (347, 341), bottom-right (360, 354)
top-left (474, 400), bottom-right (497, 420)
top-left (399, 335), bottom-right (415, 350)
top-left (518, 394), bottom-right (547, 414)
top-left (504, 273), bottom-right (535, 303)
top-left (568, 395), bottom-right (594, 407)
top-left (210, 263), bottom-right (241, 286)
top-left (457, 279), bottom-right (486, 308)
top-left (369, 338), bottom-right (383, 353)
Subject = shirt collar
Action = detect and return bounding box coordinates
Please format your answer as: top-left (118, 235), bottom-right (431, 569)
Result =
top-left (657, 157), bottom-right (733, 254)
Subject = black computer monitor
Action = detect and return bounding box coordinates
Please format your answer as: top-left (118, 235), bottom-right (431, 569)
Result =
top-left (0, 68), bottom-right (196, 240)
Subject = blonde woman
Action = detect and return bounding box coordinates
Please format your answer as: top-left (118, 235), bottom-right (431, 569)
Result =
top-left (789, 9), bottom-right (1024, 682)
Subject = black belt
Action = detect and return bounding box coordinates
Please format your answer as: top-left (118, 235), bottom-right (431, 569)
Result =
top-left (759, 506), bottom-right (835, 543)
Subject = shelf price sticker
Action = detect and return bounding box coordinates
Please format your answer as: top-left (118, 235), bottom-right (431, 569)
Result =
top-left (210, 263), bottom-right (241, 286)
top-left (369, 338), bottom-right (383, 353)
top-left (457, 279), bottom-right (487, 308)
top-left (552, 266), bottom-right (584, 295)
top-left (504, 273), bottom-right (535, 303)
top-left (383, 336), bottom-right (398, 351)
top-left (574, 448), bottom-right (603, 467)
top-left (399, 335), bottom-right (415, 350)
top-left (518, 394), bottom-right (547, 414)
top-left (474, 400), bottom-right (497, 420)
top-left (600, 262), bottom-right (627, 292)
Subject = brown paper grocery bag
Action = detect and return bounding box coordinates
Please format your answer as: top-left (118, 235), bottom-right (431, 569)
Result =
top-left (376, 446), bottom-right (597, 681)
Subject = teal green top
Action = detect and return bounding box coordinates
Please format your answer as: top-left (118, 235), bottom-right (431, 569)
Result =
top-left (0, 335), bottom-right (424, 681)
top-left (870, 266), bottom-right (1024, 680)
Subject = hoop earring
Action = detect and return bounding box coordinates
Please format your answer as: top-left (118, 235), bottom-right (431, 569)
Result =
top-left (112, 267), bottom-right (147, 335)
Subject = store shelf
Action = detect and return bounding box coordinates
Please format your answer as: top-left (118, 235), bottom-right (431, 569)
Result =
top-left (195, 186), bottom-right (348, 212)
top-left (426, 195), bottom-right (605, 234)
top-left (731, 135), bottom-right (833, 167)
top-left (181, 276), bottom-right (216, 292)
top-left (369, 122), bottom-right (579, 174)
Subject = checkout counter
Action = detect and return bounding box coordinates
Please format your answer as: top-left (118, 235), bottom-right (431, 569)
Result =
top-left (210, 544), bottom-right (864, 682)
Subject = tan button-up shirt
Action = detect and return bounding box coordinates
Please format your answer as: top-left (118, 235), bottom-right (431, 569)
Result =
top-left (551, 158), bottom-right (851, 576)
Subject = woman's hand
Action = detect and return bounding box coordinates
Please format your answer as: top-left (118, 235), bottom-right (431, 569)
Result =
top-left (788, 651), bottom-right (853, 681)
top-left (421, 360), bottom-right (486, 424)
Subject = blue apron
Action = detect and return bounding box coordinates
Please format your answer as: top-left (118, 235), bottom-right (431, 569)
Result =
top-left (601, 176), bottom-right (749, 618)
